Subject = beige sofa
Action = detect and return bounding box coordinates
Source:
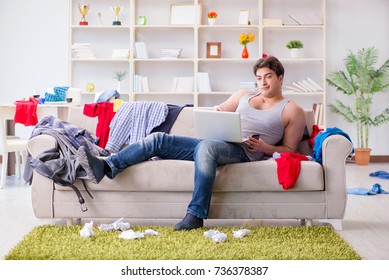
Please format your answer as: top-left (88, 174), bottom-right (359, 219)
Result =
top-left (28, 106), bottom-right (353, 230)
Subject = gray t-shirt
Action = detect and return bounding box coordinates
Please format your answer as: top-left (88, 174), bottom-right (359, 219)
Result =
top-left (236, 92), bottom-right (290, 161)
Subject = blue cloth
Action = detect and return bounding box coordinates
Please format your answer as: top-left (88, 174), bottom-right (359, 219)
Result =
top-left (312, 127), bottom-right (353, 164)
top-left (347, 183), bottom-right (389, 195)
top-left (44, 86), bottom-right (69, 102)
top-left (96, 90), bottom-right (120, 102)
top-left (369, 170), bottom-right (389, 179)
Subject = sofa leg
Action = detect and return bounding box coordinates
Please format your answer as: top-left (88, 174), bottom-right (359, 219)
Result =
top-left (300, 219), bottom-right (313, 226)
top-left (66, 218), bottom-right (73, 226)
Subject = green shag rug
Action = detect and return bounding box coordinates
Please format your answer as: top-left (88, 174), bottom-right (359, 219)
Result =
top-left (5, 225), bottom-right (361, 260)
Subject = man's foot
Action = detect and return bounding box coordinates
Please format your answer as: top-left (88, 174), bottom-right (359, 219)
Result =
top-left (77, 146), bottom-right (106, 184)
top-left (174, 213), bottom-right (203, 230)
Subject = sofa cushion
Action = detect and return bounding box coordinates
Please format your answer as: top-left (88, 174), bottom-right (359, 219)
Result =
top-left (57, 158), bottom-right (323, 193)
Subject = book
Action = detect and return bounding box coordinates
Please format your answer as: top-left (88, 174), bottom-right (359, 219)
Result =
top-left (134, 42), bottom-right (149, 59)
top-left (262, 18), bottom-right (282, 26)
top-left (197, 72), bottom-right (212, 92)
top-left (306, 77), bottom-right (324, 91)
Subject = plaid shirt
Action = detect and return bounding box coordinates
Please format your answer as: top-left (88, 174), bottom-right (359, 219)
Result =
top-left (105, 101), bottom-right (168, 153)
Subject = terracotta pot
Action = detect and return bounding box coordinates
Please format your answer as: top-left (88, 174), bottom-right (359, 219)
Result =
top-left (354, 148), bottom-right (372, 165)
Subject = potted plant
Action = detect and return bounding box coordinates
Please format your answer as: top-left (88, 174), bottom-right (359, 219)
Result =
top-left (286, 40), bottom-right (303, 58)
top-left (113, 71), bottom-right (127, 93)
top-left (327, 46), bottom-right (389, 165)
top-left (239, 32), bottom-right (255, 59)
top-left (207, 11), bottom-right (218, 25)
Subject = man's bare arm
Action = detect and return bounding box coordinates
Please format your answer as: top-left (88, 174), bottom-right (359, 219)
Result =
top-left (214, 89), bottom-right (251, 112)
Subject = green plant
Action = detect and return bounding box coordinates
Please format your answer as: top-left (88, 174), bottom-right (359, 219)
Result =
top-left (327, 47), bottom-right (389, 148)
top-left (286, 40), bottom-right (303, 49)
top-left (113, 71), bottom-right (127, 82)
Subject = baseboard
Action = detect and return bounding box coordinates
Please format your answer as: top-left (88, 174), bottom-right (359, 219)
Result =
top-left (348, 155), bottom-right (389, 163)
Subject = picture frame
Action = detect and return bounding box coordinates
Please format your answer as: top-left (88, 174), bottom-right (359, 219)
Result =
top-left (206, 42), bottom-right (221, 58)
top-left (170, 3), bottom-right (202, 25)
top-left (238, 10), bottom-right (250, 25)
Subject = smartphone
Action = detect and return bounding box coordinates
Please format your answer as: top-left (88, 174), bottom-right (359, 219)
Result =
top-left (251, 134), bottom-right (260, 139)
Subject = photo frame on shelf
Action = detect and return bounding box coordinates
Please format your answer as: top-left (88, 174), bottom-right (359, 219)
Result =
top-left (238, 10), bottom-right (250, 25)
top-left (206, 42), bottom-right (221, 58)
top-left (170, 3), bottom-right (202, 25)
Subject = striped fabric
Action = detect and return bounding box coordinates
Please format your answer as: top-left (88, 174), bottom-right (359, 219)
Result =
top-left (105, 101), bottom-right (168, 153)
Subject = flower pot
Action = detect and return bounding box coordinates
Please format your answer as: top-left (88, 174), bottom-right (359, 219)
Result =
top-left (289, 48), bottom-right (301, 58)
top-left (208, 18), bottom-right (216, 25)
top-left (354, 148), bottom-right (372, 165)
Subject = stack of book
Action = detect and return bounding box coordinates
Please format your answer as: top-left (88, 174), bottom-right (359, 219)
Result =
top-left (134, 42), bottom-right (149, 59)
top-left (133, 75), bottom-right (149, 92)
top-left (71, 43), bottom-right (96, 59)
top-left (285, 77), bottom-right (323, 92)
top-left (160, 48), bottom-right (182, 59)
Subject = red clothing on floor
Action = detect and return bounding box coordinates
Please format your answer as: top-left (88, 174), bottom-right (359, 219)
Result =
top-left (83, 102), bottom-right (116, 149)
top-left (14, 97), bottom-right (39, 126)
top-left (275, 152), bottom-right (309, 190)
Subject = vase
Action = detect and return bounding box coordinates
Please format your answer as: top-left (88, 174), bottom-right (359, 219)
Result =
top-left (208, 18), bottom-right (216, 25)
top-left (242, 45), bottom-right (249, 59)
top-left (289, 48), bottom-right (301, 58)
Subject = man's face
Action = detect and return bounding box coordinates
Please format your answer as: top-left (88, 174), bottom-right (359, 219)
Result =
top-left (255, 67), bottom-right (283, 96)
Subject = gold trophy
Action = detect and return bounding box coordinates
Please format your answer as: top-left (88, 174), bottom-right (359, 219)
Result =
top-left (111, 6), bottom-right (123, 26)
top-left (78, 4), bottom-right (90, 26)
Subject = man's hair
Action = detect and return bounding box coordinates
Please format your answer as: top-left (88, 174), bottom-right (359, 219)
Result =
top-left (252, 56), bottom-right (284, 77)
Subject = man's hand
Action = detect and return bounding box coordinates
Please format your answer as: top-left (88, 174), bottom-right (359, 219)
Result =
top-left (244, 135), bottom-right (265, 152)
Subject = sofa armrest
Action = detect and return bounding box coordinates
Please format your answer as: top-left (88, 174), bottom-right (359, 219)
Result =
top-left (321, 135), bottom-right (353, 218)
top-left (28, 135), bottom-right (58, 157)
top-left (28, 135), bottom-right (58, 218)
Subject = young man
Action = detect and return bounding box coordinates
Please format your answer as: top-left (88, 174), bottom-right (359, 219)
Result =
top-left (77, 56), bottom-right (306, 230)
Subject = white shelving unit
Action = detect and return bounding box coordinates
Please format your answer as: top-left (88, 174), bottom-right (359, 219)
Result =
top-left (69, 0), bottom-right (326, 123)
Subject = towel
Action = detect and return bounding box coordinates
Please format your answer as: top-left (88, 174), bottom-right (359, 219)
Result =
top-left (369, 171), bottom-right (389, 180)
top-left (14, 97), bottom-right (39, 126)
top-left (347, 183), bottom-right (389, 195)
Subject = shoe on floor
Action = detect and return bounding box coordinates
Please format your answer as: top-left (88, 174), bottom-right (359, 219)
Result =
top-left (77, 146), bottom-right (106, 184)
top-left (174, 213), bottom-right (203, 230)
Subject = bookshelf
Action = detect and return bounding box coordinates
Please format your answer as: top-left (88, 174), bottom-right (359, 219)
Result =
top-left (68, 0), bottom-right (326, 125)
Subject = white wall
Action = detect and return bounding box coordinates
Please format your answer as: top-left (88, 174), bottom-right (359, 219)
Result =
top-left (0, 0), bottom-right (388, 154)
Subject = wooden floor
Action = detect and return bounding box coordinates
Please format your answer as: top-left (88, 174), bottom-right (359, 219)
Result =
top-left (1, 162), bottom-right (389, 260)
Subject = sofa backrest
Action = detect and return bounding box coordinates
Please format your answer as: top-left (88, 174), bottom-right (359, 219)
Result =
top-left (67, 105), bottom-right (314, 155)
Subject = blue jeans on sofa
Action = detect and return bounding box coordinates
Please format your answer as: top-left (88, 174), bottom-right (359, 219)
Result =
top-left (104, 132), bottom-right (250, 219)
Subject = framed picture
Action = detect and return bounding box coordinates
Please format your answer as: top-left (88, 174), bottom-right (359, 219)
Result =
top-left (238, 10), bottom-right (250, 25)
top-left (170, 3), bottom-right (202, 25)
top-left (206, 42), bottom-right (221, 58)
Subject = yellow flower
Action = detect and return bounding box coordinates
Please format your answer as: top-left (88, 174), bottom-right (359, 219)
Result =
top-left (239, 32), bottom-right (255, 45)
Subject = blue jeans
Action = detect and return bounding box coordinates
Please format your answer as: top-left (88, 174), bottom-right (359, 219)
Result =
top-left (104, 132), bottom-right (250, 219)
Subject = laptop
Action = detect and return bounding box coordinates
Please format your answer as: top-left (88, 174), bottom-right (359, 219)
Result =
top-left (194, 109), bottom-right (243, 143)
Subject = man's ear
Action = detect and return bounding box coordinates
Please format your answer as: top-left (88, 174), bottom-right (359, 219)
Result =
top-left (279, 75), bottom-right (284, 83)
